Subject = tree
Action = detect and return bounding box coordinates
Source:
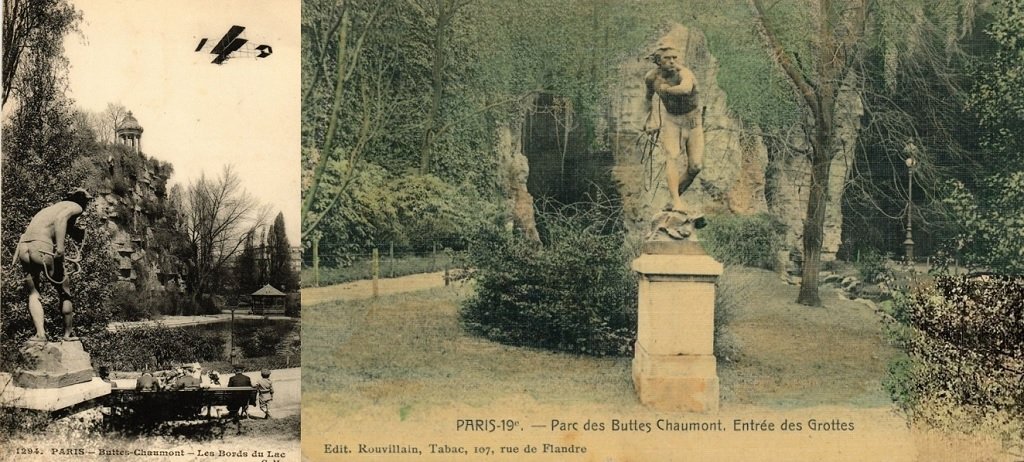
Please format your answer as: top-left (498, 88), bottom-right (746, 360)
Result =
top-left (178, 166), bottom-right (267, 307)
top-left (751, 0), bottom-right (870, 306)
top-left (751, 0), bottom-right (978, 305)
top-left (839, 1), bottom-right (983, 259)
top-left (2, 0), bottom-right (115, 366)
top-left (267, 212), bottom-right (297, 291)
top-left (2, 0), bottom-right (79, 107)
top-left (410, 0), bottom-right (473, 173)
top-left (301, 0), bottom-right (394, 240)
top-left (89, 102), bottom-right (128, 143)
top-left (236, 228), bottom-right (260, 294)
top-left (943, 0), bottom-right (1024, 275)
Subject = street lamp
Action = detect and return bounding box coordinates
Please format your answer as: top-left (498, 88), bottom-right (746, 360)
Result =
top-left (903, 147), bottom-right (918, 265)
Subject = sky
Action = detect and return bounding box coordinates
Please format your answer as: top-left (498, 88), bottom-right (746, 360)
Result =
top-left (63, 0), bottom-right (301, 245)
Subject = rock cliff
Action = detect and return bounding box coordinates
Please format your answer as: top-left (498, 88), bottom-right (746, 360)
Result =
top-left (609, 24), bottom-right (860, 261)
top-left (85, 144), bottom-right (184, 291)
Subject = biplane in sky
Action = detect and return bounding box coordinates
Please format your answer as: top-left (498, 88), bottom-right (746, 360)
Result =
top-left (195, 25), bottom-right (272, 65)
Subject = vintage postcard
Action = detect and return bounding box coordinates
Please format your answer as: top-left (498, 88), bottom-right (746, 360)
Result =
top-left (1, 0), bottom-right (301, 460)
top-left (299, 1), bottom-right (1022, 461)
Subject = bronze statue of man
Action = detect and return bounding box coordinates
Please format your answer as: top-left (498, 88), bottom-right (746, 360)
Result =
top-left (644, 46), bottom-right (705, 214)
top-left (12, 188), bottom-right (92, 342)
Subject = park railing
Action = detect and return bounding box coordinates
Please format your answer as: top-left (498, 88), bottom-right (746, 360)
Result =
top-left (300, 240), bottom-right (470, 288)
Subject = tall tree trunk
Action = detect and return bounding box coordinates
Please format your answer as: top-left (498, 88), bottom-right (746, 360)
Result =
top-left (418, 8), bottom-right (453, 174)
top-left (797, 148), bottom-right (831, 306)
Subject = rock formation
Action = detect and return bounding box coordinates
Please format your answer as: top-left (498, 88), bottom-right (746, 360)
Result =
top-left (609, 24), bottom-right (770, 236)
top-left (609, 24), bottom-right (860, 261)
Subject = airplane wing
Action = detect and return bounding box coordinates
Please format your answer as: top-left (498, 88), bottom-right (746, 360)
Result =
top-left (195, 25), bottom-right (271, 64)
top-left (210, 25), bottom-right (247, 65)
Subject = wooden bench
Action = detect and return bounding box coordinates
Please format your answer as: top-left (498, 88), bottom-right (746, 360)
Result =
top-left (104, 387), bottom-right (257, 435)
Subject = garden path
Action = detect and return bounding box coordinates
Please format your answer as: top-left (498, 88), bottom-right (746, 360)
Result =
top-left (107, 313), bottom-right (293, 332)
top-left (299, 271), bottom-right (448, 306)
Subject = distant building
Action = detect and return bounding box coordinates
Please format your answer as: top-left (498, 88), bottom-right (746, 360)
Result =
top-left (116, 111), bottom-right (144, 154)
top-left (291, 246), bottom-right (302, 274)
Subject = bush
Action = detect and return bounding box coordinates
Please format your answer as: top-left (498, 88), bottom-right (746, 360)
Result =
top-left (233, 320), bottom-right (297, 358)
top-left (460, 214), bottom-right (637, 356)
top-left (86, 325), bottom-right (224, 371)
top-left (701, 213), bottom-right (785, 269)
top-left (714, 269), bottom-right (747, 361)
top-left (883, 276), bottom-right (1024, 442)
top-left (312, 161), bottom-right (499, 266)
top-left (237, 327), bottom-right (285, 358)
top-left (107, 286), bottom-right (188, 321)
top-left (854, 247), bottom-right (892, 283)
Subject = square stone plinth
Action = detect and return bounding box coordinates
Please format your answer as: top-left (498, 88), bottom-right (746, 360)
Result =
top-left (0, 375), bottom-right (111, 411)
top-left (636, 276), bottom-right (716, 355)
top-left (632, 343), bottom-right (719, 413)
top-left (632, 245), bottom-right (722, 413)
top-left (632, 253), bottom-right (723, 356)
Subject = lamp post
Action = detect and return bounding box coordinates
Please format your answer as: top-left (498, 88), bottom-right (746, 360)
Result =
top-left (903, 148), bottom-right (918, 265)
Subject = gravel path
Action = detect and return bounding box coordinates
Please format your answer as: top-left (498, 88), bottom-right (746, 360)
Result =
top-left (300, 271), bottom-right (449, 306)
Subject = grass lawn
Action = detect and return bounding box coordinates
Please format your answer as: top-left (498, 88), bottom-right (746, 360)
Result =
top-left (301, 267), bottom-right (1014, 461)
top-left (302, 267), bottom-right (898, 415)
top-left (303, 285), bottom-right (635, 416)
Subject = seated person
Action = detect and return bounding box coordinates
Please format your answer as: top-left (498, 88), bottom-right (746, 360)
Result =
top-left (136, 371), bottom-right (159, 391)
top-left (225, 365), bottom-right (253, 433)
top-left (172, 371), bottom-right (202, 389)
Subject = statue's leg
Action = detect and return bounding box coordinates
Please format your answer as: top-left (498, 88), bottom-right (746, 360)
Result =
top-left (58, 277), bottom-right (76, 341)
top-left (19, 245), bottom-right (47, 342)
top-left (24, 272), bottom-right (46, 341)
top-left (660, 120), bottom-right (685, 211)
top-left (677, 113), bottom-right (704, 197)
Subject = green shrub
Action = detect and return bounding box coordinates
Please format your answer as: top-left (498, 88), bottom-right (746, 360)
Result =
top-left (460, 215), bottom-right (637, 356)
top-left (701, 213), bottom-right (785, 269)
top-left (312, 161), bottom-right (499, 266)
top-left (713, 269), bottom-right (747, 361)
top-left (883, 276), bottom-right (1024, 441)
top-left (87, 325), bottom-right (224, 371)
top-left (237, 327), bottom-right (285, 358)
top-left (107, 286), bottom-right (188, 321)
top-left (854, 247), bottom-right (892, 283)
top-left (233, 320), bottom-right (297, 358)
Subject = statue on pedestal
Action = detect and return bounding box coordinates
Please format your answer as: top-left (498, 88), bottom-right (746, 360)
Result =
top-left (643, 46), bottom-right (707, 241)
top-left (11, 188), bottom-right (92, 343)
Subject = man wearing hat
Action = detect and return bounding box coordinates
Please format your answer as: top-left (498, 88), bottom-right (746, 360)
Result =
top-left (226, 365), bottom-right (253, 433)
top-left (12, 188), bottom-right (93, 342)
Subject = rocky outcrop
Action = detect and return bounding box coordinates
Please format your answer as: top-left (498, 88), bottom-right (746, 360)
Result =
top-left (609, 24), bottom-right (769, 238)
top-left (766, 74), bottom-right (863, 261)
top-left (609, 24), bottom-right (861, 261)
top-left (15, 341), bottom-right (94, 388)
top-left (495, 120), bottom-right (540, 241)
top-left (89, 145), bottom-right (184, 291)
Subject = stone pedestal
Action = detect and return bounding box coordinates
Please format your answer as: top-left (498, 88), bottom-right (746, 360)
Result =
top-left (0, 375), bottom-right (110, 411)
top-left (15, 341), bottom-right (95, 388)
top-left (1, 341), bottom-right (109, 411)
top-left (632, 241), bottom-right (722, 413)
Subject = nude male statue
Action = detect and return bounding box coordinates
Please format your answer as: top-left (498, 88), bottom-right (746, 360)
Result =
top-left (12, 188), bottom-right (92, 342)
top-left (643, 46), bottom-right (705, 214)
